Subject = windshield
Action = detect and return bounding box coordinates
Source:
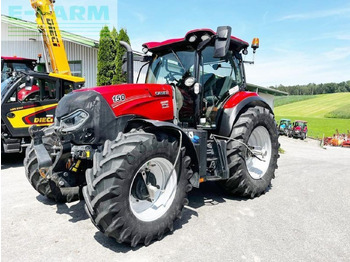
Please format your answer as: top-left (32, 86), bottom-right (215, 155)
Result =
top-left (1, 75), bottom-right (22, 98)
top-left (145, 45), bottom-right (244, 127)
top-left (2, 62), bottom-right (33, 82)
top-left (1, 77), bottom-right (14, 92)
top-left (295, 122), bottom-right (306, 127)
top-left (146, 50), bottom-right (195, 84)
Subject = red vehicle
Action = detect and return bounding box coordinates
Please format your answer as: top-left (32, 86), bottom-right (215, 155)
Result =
top-left (24, 27), bottom-right (279, 246)
top-left (1, 56), bottom-right (37, 82)
top-left (16, 84), bottom-right (40, 102)
top-left (291, 120), bottom-right (308, 140)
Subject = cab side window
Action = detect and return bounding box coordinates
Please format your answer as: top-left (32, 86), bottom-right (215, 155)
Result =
top-left (7, 88), bottom-right (17, 103)
top-left (37, 79), bottom-right (57, 100)
top-left (7, 77), bottom-right (58, 103)
top-left (63, 81), bottom-right (74, 96)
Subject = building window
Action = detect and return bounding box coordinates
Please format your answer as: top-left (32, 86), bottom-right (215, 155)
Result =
top-left (69, 61), bottom-right (82, 77)
top-left (36, 61), bottom-right (82, 77)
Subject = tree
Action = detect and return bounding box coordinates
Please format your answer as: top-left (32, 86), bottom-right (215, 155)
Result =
top-left (112, 28), bottom-right (130, 84)
top-left (97, 26), bottom-right (114, 86)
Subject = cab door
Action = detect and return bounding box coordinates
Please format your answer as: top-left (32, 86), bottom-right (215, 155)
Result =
top-left (1, 75), bottom-right (60, 137)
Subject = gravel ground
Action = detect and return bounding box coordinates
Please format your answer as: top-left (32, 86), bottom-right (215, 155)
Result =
top-left (1, 136), bottom-right (350, 262)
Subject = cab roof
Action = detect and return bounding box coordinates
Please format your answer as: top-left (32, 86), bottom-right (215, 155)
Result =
top-left (143, 28), bottom-right (249, 53)
top-left (1, 56), bottom-right (37, 62)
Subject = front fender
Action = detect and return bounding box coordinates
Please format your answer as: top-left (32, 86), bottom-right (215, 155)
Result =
top-left (218, 92), bottom-right (273, 137)
top-left (125, 119), bottom-right (201, 187)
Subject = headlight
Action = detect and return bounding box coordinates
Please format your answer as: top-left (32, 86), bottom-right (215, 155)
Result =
top-left (60, 109), bottom-right (89, 132)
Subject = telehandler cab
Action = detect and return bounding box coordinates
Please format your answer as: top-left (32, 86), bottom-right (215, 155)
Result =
top-left (24, 26), bottom-right (279, 246)
top-left (1, 0), bottom-right (85, 154)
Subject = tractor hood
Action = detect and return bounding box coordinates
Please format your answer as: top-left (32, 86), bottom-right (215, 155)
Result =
top-left (73, 83), bottom-right (174, 121)
top-left (55, 90), bottom-right (119, 144)
top-left (55, 84), bottom-right (174, 144)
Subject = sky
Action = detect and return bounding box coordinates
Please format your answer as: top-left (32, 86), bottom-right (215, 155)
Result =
top-left (2, 0), bottom-right (350, 86)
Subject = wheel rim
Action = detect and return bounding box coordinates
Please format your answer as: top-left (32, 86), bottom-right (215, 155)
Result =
top-left (129, 157), bottom-right (177, 222)
top-left (245, 126), bottom-right (272, 179)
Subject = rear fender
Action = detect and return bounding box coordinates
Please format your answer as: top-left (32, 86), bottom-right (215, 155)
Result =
top-left (218, 92), bottom-right (273, 137)
top-left (125, 119), bottom-right (200, 187)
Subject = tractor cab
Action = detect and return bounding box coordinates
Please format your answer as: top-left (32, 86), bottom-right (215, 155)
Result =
top-left (142, 28), bottom-right (251, 129)
top-left (278, 118), bottom-right (292, 136)
top-left (1, 56), bottom-right (37, 82)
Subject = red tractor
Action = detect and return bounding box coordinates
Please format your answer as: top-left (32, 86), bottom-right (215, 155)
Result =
top-left (291, 120), bottom-right (308, 140)
top-left (1, 56), bottom-right (37, 82)
top-left (24, 27), bottom-right (279, 246)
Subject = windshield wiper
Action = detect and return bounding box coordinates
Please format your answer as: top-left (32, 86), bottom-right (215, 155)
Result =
top-left (171, 49), bottom-right (186, 71)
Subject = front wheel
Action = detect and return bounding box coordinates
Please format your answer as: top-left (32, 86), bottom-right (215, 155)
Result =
top-left (83, 130), bottom-right (193, 246)
top-left (223, 106), bottom-right (279, 198)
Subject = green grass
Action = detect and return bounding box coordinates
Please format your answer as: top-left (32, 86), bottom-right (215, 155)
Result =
top-left (324, 104), bottom-right (350, 119)
top-left (274, 93), bottom-right (350, 138)
top-left (274, 95), bottom-right (316, 107)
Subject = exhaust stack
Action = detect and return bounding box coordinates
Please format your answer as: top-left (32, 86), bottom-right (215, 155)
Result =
top-left (120, 41), bottom-right (134, 84)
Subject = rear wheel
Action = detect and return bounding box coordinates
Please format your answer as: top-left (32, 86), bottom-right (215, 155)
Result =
top-left (223, 106), bottom-right (279, 198)
top-left (83, 129), bottom-right (193, 246)
top-left (301, 133), bottom-right (306, 140)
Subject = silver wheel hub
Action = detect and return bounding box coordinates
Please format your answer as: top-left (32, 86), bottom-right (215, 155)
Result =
top-left (245, 126), bottom-right (272, 179)
top-left (129, 157), bottom-right (177, 222)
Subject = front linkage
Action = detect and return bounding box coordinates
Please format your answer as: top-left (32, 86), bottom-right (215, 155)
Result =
top-left (25, 124), bottom-right (92, 202)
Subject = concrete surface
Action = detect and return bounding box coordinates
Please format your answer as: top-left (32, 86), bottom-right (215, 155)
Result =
top-left (1, 136), bottom-right (350, 262)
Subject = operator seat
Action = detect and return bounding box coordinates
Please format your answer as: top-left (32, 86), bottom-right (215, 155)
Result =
top-left (174, 86), bottom-right (183, 120)
top-left (202, 73), bottom-right (217, 106)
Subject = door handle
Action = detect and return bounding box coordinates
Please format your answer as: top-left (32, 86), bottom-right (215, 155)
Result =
top-left (6, 112), bottom-right (15, 118)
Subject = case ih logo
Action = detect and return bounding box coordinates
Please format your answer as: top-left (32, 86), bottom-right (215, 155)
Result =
top-left (155, 91), bottom-right (169, 96)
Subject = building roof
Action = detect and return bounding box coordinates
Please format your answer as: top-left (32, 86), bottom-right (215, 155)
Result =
top-left (246, 83), bottom-right (288, 96)
top-left (1, 15), bottom-right (99, 48)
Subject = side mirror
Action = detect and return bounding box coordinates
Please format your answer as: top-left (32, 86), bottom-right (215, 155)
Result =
top-left (25, 76), bottom-right (34, 89)
top-left (133, 55), bottom-right (152, 63)
top-left (213, 26), bottom-right (232, 58)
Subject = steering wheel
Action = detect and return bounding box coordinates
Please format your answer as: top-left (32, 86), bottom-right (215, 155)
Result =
top-left (165, 72), bottom-right (182, 84)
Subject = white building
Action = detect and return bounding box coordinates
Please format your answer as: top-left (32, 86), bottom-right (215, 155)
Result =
top-left (1, 15), bottom-right (99, 87)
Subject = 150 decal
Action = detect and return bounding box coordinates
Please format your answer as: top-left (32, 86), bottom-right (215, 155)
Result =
top-left (112, 94), bottom-right (126, 103)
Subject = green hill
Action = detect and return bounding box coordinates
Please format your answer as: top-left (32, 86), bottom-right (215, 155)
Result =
top-left (274, 93), bottom-right (350, 138)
